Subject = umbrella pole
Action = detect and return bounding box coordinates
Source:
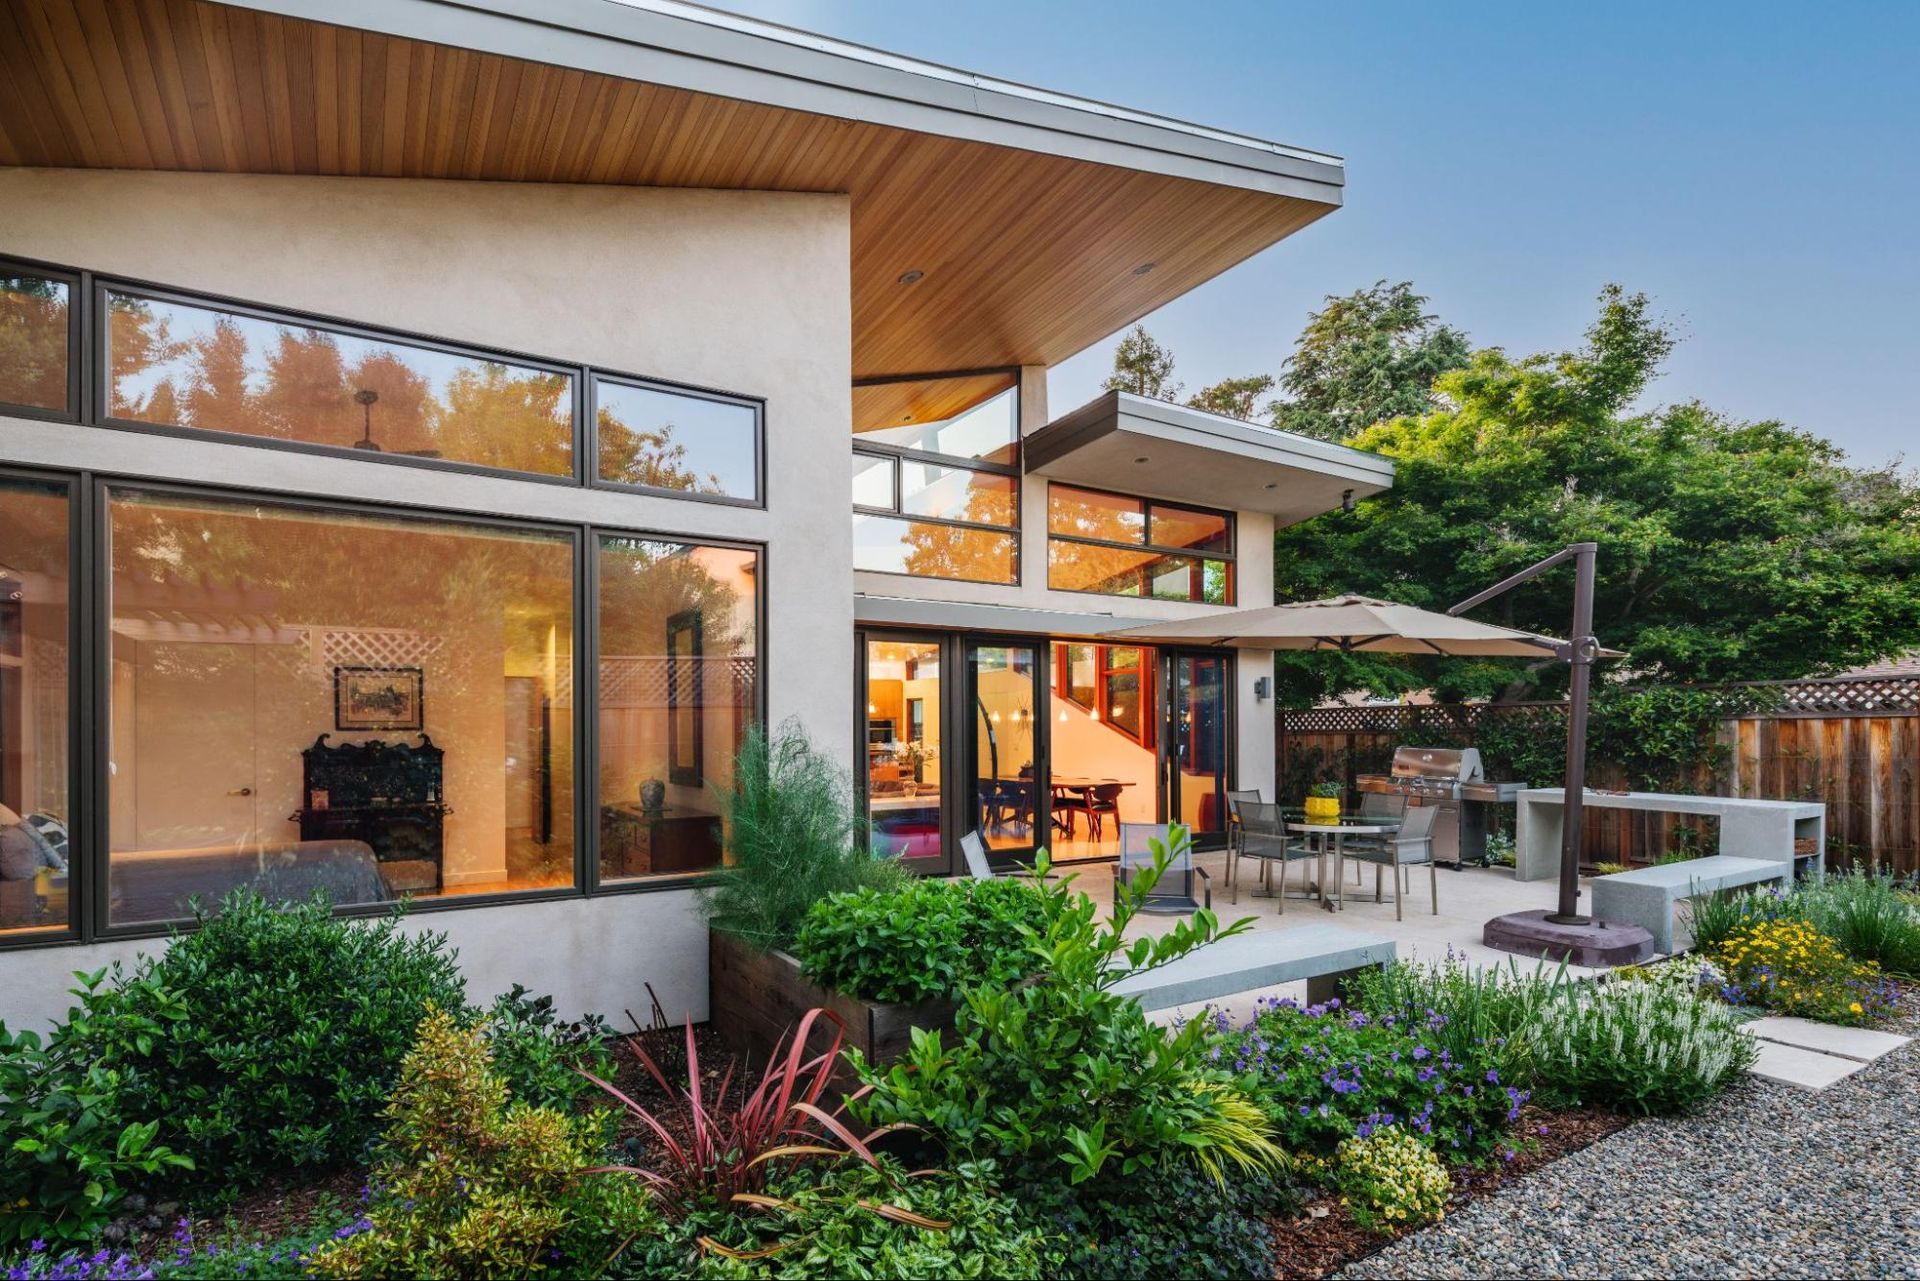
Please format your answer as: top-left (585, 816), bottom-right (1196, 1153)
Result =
top-left (1549, 545), bottom-right (1597, 924)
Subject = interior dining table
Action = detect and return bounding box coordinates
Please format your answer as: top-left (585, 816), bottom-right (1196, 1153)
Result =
top-left (1047, 776), bottom-right (1134, 836)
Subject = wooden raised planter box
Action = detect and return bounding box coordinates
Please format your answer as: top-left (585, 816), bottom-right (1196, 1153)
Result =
top-left (708, 929), bottom-right (955, 1081)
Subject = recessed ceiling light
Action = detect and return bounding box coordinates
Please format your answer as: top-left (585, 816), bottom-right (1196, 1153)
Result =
top-left (1264, 482), bottom-right (1279, 490)
top-left (1133, 456), bottom-right (1150, 464)
top-left (1132, 262), bottom-right (1156, 276)
top-left (898, 269), bottom-right (924, 284)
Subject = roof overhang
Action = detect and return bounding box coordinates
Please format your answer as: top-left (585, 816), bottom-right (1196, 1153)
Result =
top-left (0, 0), bottom-right (1346, 380)
top-left (1027, 391), bottom-right (1395, 524)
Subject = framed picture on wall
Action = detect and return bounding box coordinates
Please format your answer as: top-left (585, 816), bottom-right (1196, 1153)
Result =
top-left (666, 609), bottom-right (703, 785)
top-left (335, 666), bottom-right (425, 731)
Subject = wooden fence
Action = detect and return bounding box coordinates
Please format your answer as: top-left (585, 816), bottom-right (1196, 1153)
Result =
top-left (1276, 676), bottom-right (1920, 876)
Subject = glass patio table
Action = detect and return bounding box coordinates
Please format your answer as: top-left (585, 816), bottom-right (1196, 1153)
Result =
top-left (1285, 819), bottom-right (1401, 911)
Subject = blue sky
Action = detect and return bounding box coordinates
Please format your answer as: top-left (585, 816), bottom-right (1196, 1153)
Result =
top-left (712, 0), bottom-right (1918, 466)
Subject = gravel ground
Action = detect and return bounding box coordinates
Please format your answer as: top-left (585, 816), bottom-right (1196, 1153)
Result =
top-left (1337, 991), bottom-right (1920, 1280)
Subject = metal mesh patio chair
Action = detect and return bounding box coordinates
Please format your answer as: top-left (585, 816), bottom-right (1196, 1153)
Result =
top-left (1115, 822), bottom-right (1211, 915)
top-left (1341, 803), bottom-right (1439, 920)
top-left (1224, 788), bottom-right (1261, 895)
top-left (1234, 800), bottom-right (1319, 912)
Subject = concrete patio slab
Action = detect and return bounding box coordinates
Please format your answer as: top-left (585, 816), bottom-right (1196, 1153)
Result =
top-left (1744, 1038), bottom-right (1866, 1090)
top-left (1746, 1015), bottom-right (1911, 1062)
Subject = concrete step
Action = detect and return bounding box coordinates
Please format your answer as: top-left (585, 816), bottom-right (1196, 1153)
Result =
top-left (1745, 1038), bottom-right (1868, 1091)
top-left (1746, 1015), bottom-right (1910, 1063)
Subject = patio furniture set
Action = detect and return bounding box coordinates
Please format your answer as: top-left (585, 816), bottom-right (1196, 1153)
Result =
top-left (1224, 791), bottom-right (1442, 921)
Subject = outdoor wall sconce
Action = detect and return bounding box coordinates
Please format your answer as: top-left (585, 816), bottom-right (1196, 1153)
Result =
top-left (1253, 676), bottom-right (1271, 702)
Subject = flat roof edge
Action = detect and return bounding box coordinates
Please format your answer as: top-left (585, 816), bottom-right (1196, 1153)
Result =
top-left (218, 0), bottom-right (1345, 202)
top-left (1038, 390), bottom-right (1396, 484)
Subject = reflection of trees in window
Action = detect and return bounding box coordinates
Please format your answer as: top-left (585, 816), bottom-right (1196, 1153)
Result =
top-left (104, 292), bottom-right (574, 476)
top-left (0, 274), bottom-right (71, 411)
top-left (597, 410), bottom-right (721, 495)
top-left (1046, 485), bottom-right (1233, 604)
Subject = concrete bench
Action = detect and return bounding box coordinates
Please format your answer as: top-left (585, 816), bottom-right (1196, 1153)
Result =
top-left (1108, 923), bottom-right (1396, 1012)
top-left (1589, 855), bottom-right (1790, 954)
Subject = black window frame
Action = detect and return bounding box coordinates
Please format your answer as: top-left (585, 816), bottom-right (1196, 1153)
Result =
top-left (0, 463), bottom-right (84, 950)
top-left (1045, 482), bottom-right (1237, 605)
top-left (0, 255), bottom-right (84, 425)
top-left (0, 463), bottom-right (768, 952)
top-left (0, 251), bottom-right (766, 508)
top-left (850, 371), bottom-right (1022, 587)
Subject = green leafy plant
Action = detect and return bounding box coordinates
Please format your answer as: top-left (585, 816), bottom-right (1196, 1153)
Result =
top-left (1326, 1126), bottom-right (1450, 1230)
top-left (1349, 952), bottom-right (1573, 1088)
top-left (66, 891), bottom-right (467, 1191)
top-left (0, 981), bottom-right (194, 1248)
top-left (1792, 870), bottom-right (1920, 976)
top-left (482, 984), bottom-right (616, 1112)
top-left (698, 1157), bottom-right (1045, 1280)
top-left (852, 835), bottom-right (1285, 1189)
top-left (1020, 1162), bottom-right (1285, 1281)
top-left (1307, 781), bottom-right (1343, 799)
top-left (793, 878), bottom-right (1049, 1004)
top-left (702, 720), bottom-right (910, 952)
top-left (1213, 994), bottom-right (1523, 1160)
top-left (308, 1006), bottom-right (646, 1281)
top-left (1533, 974), bottom-right (1755, 1113)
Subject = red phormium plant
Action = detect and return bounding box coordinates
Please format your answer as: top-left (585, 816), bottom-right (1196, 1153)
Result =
top-left (583, 1006), bottom-right (903, 1223)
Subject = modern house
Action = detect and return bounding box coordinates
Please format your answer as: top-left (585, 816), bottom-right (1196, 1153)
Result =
top-left (0, 0), bottom-right (1389, 1028)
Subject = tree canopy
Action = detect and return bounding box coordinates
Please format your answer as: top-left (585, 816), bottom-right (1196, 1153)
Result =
top-left (1102, 325), bottom-right (1181, 400)
top-left (1272, 285), bottom-right (1920, 704)
top-left (1271, 280), bottom-right (1470, 442)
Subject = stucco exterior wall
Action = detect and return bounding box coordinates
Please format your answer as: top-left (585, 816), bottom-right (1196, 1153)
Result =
top-left (0, 168), bottom-right (853, 1028)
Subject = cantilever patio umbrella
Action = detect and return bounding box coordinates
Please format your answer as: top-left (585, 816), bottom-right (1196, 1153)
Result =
top-left (1106, 571), bottom-right (1639, 962)
top-left (1100, 594), bottom-right (1622, 659)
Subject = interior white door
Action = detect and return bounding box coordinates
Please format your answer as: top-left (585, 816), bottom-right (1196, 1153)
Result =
top-left (131, 641), bottom-right (259, 851)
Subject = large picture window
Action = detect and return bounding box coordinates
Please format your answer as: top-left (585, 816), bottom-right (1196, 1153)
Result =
top-left (851, 374), bottom-right (1020, 585)
top-left (1047, 484), bottom-right (1235, 604)
top-left (105, 489), bottom-right (578, 926)
top-left (596, 537), bottom-right (759, 883)
top-left (102, 287), bottom-right (577, 477)
top-left (0, 477), bottom-right (72, 937)
top-left (1, 267), bottom-right (75, 416)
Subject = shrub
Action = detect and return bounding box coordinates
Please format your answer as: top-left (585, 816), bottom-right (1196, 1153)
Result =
top-left (1348, 951), bottom-right (1572, 1090)
top-left (308, 1007), bottom-right (642, 1281)
top-left (698, 1158), bottom-right (1047, 1281)
top-left (1533, 975), bottom-right (1755, 1113)
top-left (1714, 918), bottom-right (1899, 1024)
top-left (1793, 870), bottom-right (1920, 977)
top-left (1213, 996), bottom-right (1523, 1161)
top-left (701, 721), bottom-right (910, 952)
top-left (0, 984), bottom-right (193, 1248)
top-left (1023, 1163), bottom-right (1283, 1281)
top-left (1684, 882), bottom-right (1799, 953)
top-left (481, 984), bottom-right (616, 1112)
top-left (589, 1007), bottom-right (895, 1223)
top-left (851, 839), bottom-right (1286, 1189)
top-left (69, 891), bottom-right (467, 1191)
top-left (793, 878), bottom-right (1049, 1004)
top-left (1326, 1127), bottom-right (1450, 1231)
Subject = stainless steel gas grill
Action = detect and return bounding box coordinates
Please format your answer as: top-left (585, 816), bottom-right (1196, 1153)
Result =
top-left (1354, 746), bottom-right (1525, 865)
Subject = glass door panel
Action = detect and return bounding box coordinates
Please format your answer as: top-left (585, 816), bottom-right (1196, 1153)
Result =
top-left (969, 641), bottom-right (1044, 853)
top-left (864, 637), bottom-right (946, 868)
top-left (1166, 652), bottom-right (1230, 844)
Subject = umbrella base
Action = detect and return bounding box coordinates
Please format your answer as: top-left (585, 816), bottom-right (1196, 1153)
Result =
top-left (1482, 909), bottom-right (1654, 967)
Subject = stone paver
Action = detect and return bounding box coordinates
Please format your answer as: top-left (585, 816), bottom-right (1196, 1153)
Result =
top-left (1745, 1037), bottom-right (1866, 1090)
top-left (1747, 1015), bottom-right (1910, 1062)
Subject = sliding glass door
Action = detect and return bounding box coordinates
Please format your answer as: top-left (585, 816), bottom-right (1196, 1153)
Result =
top-left (967, 640), bottom-right (1046, 857)
top-left (1164, 650), bottom-right (1231, 846)
top-left (862, 634), bottom-right (948, 871)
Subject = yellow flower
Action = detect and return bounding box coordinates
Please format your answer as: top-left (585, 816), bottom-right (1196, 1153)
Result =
top-left (1850, 1002), bottom-right (1864, 1014)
